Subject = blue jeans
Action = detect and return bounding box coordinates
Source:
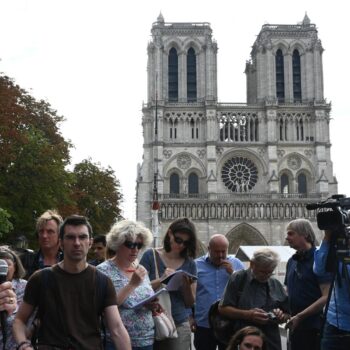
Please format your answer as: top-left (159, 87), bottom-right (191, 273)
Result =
top-left (321, 322), bottom-right (350, 350)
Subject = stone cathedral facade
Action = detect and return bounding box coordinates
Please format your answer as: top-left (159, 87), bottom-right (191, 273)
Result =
top-left (136, 14), bottom-right (337, 251)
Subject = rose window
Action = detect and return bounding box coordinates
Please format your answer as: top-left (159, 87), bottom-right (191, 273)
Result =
top-left (221, 157), bottom-right (258, 192)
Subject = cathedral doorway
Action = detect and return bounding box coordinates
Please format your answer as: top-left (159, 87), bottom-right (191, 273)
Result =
top-left (226, 223), bottom-right (267, 254)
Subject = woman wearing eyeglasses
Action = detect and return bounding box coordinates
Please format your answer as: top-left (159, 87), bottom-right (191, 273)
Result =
top-left (140, 217), bottom-right (198, 350)
top-left (97, 220), bottom-right (155, 350)
top-left (226, 326), bottom-right (266, 350)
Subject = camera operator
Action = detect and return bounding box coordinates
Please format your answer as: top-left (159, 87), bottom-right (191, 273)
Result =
top-left (313, 230), bottom-right (350, 350)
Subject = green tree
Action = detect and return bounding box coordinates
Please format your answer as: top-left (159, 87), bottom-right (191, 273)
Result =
top-left (0, 74), bottom-right (73, 243)
top-left (0, 208), bottom-right (13, 238)
top-left (72, 159), bottom-right (123, 234)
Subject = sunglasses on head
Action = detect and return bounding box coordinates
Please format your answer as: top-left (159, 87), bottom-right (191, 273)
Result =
top-left (173, 235), bottom-right (190, 247)
top-left (123, 241), bottom-right (143, 250)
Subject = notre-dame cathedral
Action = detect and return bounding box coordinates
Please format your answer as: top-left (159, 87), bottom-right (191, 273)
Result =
top-left (136, 13), bottom-right (337, 252)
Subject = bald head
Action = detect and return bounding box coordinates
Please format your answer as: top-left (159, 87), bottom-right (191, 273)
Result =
top-left (208, 234), bottom-right (229, 266)
top-left (209, 234), bottom-right (229, 247)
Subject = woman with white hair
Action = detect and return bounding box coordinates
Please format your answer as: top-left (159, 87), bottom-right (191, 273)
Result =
top-left (97, 220), bottom-right (155, 350)
top-left (219, 248), bottom-right (290, 350)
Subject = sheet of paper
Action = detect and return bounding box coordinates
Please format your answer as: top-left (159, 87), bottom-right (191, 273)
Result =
top-left (129, 287), bottom-right (168, 309)
top-left (161, 270), bottom-right (197, 291)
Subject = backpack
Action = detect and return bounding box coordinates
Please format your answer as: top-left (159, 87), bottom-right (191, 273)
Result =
top-left (31, 267), bottom-right (108, 349)
top-left (208, 269), bottom-right (248, 345)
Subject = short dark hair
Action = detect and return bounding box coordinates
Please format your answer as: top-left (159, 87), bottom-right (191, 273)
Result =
top-left (59, 215), bottom-right (93, 240)
top-left (163, 217), bottom-right (197, 258)
top-left (93, 234), bottom-right (106, 246)
top-left (227, 326), bottom-right (266, 350)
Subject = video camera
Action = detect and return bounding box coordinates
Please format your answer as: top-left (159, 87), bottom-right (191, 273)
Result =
top-left (306, 195), bottom-right (350, 231)
top-left (306, 195), bottom-right (350, 271)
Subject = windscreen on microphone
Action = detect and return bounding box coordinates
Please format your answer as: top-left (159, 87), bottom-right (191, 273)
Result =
top-left (0, 259), bottom-right (8, 283)
top-left (305, 203), bottom-right (319, 210)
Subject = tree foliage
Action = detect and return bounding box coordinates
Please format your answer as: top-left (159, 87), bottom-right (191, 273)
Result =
top-left (73, 159), bottom-right (122, 233)
top-left (0, 74), bottom-right (124, 244)
top-left (0, 208), bottom-right (13, 238)
top-left (0, 74), bottom-right (73, 242)
top-left (72, 159), bottom-right (123, 234)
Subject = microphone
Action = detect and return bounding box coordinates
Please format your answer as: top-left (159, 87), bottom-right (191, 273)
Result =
top-left (0, 259), bottom-right (9, 349)
top-left (306, 202), bottom-right (338, 210)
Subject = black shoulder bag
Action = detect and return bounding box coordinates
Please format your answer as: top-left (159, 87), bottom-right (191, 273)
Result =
top-left (208, 269), bottom-right (248, 345)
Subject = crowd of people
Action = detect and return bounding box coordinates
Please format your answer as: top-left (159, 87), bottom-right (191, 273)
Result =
top-left (0, 211), bottom-right (348, 350)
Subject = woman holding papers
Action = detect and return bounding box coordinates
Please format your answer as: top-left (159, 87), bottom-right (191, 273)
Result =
top-left (140, 217), bottom-right (198, 350)
top-left (97, 220), bottom-right (155, 350)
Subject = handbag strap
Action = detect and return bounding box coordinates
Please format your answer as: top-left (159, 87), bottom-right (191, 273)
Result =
top-left (152, 248), bottom-right (160, 279)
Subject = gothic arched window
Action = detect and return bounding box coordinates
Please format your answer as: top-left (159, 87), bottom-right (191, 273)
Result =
top-left (187, 48), bottom-right (197, 102)
top-left (280, 174), bottom-right (289, 194)
top-left (170, 173), bottom-right (180, 194)
top-left (297, 173), bottom-right (307, 194)
top-left (188, 172), bottom-right (199, 194)
top-left (275, 49), bottom-right (285, 102)
top-left (293, 49), bottom-right (302, 102)
top-left (168, 48), bottom-right (178, 101)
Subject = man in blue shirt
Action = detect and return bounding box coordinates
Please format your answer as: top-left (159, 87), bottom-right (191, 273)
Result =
top-left (192, 234), bottom-right (244, 350)
top-left (284, 219), bottom-right (331, 350)
top-left (314, 230), bottom-right (350, 350)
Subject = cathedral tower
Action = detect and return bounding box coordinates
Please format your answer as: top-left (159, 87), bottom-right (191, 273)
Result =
top-left (136, 14), bottom-right (337, 251)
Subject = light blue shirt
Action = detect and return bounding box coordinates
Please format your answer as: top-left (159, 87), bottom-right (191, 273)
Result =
top-left (314, 240), bottom-right (350, 331)
top-left (194, 254), bottom-right (245, 328)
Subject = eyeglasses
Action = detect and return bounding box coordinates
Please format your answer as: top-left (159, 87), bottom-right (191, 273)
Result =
top-left (173, 235), bottom-right (190, 247)
top-left (255, 268), bottom-right (275, 276)
top-left (123, 241), bottom-right (143, 250)
top-left (64, 234), bottom-right (90, 241)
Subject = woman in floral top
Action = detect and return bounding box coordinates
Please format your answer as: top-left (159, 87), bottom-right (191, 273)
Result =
top-left (0, 246), bottom-right (27, 350)
top-left (97, 220), bottom-right (155, 350)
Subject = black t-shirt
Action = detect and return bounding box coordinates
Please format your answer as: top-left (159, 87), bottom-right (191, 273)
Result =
top-left (24, 264), bottom-right (117, 349)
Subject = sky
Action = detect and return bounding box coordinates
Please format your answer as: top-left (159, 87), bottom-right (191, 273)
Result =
top-left (0, 0), bottom-right (349, 220)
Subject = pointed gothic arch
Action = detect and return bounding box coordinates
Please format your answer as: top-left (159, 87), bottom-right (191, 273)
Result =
top-left (292, 49), bottom-right (302, 101)
top-left (168, 47), bottom-right (178, 101)
top-left (187, 47), bottom-right (197, 101)
top-left (289, 42), bottom-right (306, 56)
top-left (164, 39), bottom-right (182, 54)
top-left (226, 223), bottom-right (267, 254)
top-left (275, 49), bottom-right (285, 102)
top-left (183, 38), bottom-right (202, 53)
